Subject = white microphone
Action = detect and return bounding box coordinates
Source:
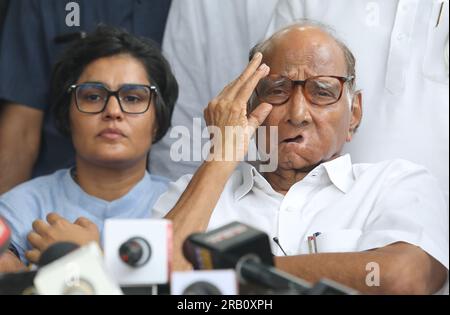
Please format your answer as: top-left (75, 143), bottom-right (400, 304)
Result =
top-left (103, 219), bottom-right (172, 286)
top-left (33, 242), bottom-right (123, 295)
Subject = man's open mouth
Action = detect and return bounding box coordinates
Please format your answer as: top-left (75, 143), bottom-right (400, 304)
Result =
top-left (283, 135), bottom-right (304, 143)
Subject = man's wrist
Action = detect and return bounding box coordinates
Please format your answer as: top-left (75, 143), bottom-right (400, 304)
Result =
top-left (203, 158), bottom-right (240, 174)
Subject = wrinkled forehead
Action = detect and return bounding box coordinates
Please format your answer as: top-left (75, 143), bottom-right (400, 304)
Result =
top-left (263, 27), bottom-right (347, 77)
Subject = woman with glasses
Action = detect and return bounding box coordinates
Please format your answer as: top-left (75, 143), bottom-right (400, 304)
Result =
top-left (0, 26), bottom-right (178, 271)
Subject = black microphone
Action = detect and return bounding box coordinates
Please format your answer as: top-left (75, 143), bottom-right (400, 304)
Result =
top-left (0, 271), bottom-right (38, 295)
top-left (119, 237), bottom-right (151, 267)
top-left (183, 222), bottom-right (357, 295)
top-left (182, 222), bottom-right (311, 293)
top-left (0, 216), bottom-right (11, 256)
top-left (38, 242), bottom-right (80, 267)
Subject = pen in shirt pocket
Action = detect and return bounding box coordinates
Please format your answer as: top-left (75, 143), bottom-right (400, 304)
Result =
top-left (307, 232), bottom-right (321, 254)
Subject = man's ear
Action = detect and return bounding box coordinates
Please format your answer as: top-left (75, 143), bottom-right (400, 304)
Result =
top-left (347, 91), bottom-right (362, 142)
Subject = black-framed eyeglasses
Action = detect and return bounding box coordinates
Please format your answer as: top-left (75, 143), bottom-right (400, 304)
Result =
top-left (68, 83), bottom-right (157, 114)
top-left (255, 75), bottom-right (354, 106)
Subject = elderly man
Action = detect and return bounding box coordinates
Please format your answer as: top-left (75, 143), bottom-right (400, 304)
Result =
top-left (154, 22), bottom-right (448, 294)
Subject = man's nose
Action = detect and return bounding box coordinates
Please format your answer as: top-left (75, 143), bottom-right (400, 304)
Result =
top-left (102, 95), bottom-right (124, 120)
top-left (286, 87), bottom-right (312, 127)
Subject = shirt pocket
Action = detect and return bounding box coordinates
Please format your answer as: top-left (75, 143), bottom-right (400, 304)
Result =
top-left (422, 0), bottom-right (449, 83)
top-left (315, 229), bottom-right (362, 253)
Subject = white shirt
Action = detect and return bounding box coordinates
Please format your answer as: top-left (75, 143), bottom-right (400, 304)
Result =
top-left (154, 155), bottom-right (448, 291)
top-left (266, 0), bottom-right (449, 206)
top-left (149, 0), bottom-right (279, 180)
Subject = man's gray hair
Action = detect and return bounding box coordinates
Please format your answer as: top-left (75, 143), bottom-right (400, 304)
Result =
top-left (249, 19), bottom-right (356, 91)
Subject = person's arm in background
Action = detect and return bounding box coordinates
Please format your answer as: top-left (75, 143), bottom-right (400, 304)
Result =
top-left (0, 103), bottom-right (43, 194)
top-left (0, 0), bottom-right (55, 194)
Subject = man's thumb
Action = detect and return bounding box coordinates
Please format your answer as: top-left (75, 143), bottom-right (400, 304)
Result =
top-left (248, 103), bottom-right (273, 135)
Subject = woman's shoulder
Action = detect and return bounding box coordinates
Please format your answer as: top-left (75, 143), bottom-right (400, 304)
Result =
top-left (0, 169), bottom-right (70, 204)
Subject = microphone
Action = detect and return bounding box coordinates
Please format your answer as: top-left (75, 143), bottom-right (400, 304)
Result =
top-left (171, 269), bottom-right (238, 295)
top-left (119, 237), bottom-right (151, 267)
top-left (183, 223), bottom-right (274, 269)
top-left (183, 222), bottom-right (311, 293)
top-left (103, 219), bottom-right (172, 286)
top-left (0, 217), bottom-right (11, 256)
top-left (183, 281), bottom-right (222, 295)
top-left (38, 242), bottom-right (80, 267)
top-left (183, 222), bottom-right (357, 295)
top-left (0, 271), bottom-right (38, 295)
top-left (34, 242), bottom-right (122, 295)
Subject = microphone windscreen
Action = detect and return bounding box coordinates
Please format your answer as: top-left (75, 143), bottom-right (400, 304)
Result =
top-left (0, 271), bottom-right (38, 295)
top-left (38, 242), bottom-right (80, 267)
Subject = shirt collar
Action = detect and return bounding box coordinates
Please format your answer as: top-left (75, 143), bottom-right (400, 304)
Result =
top-left (234, 163), bottom-right (257, 200)
top-left (234, 154), bottom-right (355, 200)
top-left (321, 154), bottom-right (355, 193)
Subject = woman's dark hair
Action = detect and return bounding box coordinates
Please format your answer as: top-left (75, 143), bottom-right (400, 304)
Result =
top-left (51, 25), bottom-right (178, 143)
